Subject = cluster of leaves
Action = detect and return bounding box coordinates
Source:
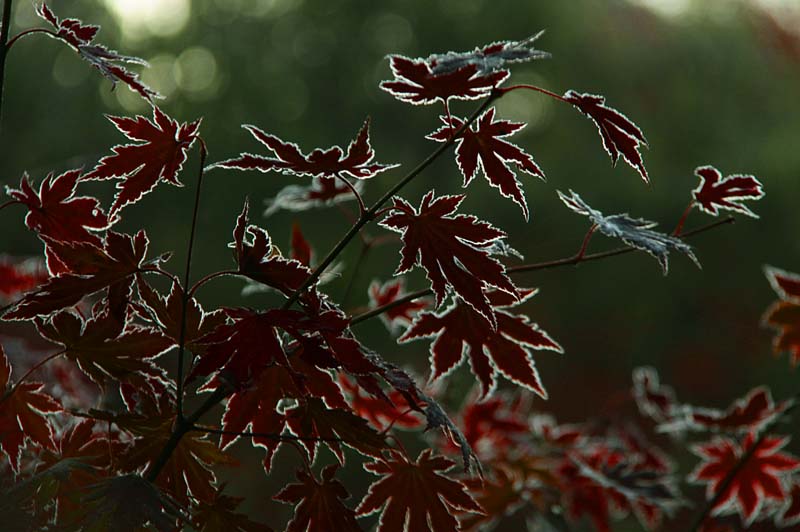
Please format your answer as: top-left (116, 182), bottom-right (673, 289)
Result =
top-left (0, 2), bottom-right (785, 532)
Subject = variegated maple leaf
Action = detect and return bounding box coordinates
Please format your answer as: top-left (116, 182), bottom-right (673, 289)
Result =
top-left (82, 107), bottom-right (201, 216)
top-left (427, 107), bottom-right (544, 219)
top-left (213, 118), bottom-right (396, 180)
top-left (400, 288), bottom-right (561, 399)
top-left (558, 190), bottom-right (700, 274)
top-left (36, 2), bottom-right (158, 100)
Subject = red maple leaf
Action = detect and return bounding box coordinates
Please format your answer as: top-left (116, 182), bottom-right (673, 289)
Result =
top-left (427, 107), bottom-right (544, 219)
top-left (81, 107), bottom-right (200, 215)
top-left (368, 278), bottom-right (430, 332)
top-left (460, 392), bottom-right (529, 453)
top-left (632, 366), bottom-right (678, 423)
top-left (763, 266), bottom-right (800, 366)
top-left (192, 485), bottom-right (274, 532)
top-left (563, 90), bottom-right (649, 182)
top-left (4, 231), bottom-right (153, 320)
top-left (692, 166), bottom-right (765, 218)
top-left (218, 359), bottom-right (346, 471)
top-left (380, 192), bottom-right (518, 327)
top-left (274, 464), bottom-right (361, 532)
top-left (0, 257), bottom-right (48, 303)
top-left (400, 288), bottom-right (562, 399)
top-left (0, 345), bottom-right (61, 472)
top-left (36, 2), bottom-right (157, 100)
top-left (213, 118), bottom-right (396, 180)
top-left (357, 449), bottom-right (484, 532)
top-left (777, 481), bottom-right (800, 527)
top-left (338, 374), bottom-right (422, 430)
top-left (689, 432), bottom-right (800, 525)
top-left (381, 55), bottom-right (508, 105)
top-left (230, 199), bottom-right (311, 295)
top-left (290, 223), bottom-right (313, 266)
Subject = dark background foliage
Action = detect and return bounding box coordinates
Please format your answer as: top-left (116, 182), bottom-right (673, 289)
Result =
top-left (2, 0), bottom-right (799, 528)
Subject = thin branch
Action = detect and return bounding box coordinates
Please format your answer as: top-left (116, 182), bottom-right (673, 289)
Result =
top-left (350, 217), bottom-right (735, 326)
top-left (188, 269), bottom-right (239, 297)
top-left (281, 90), bottom-right (502, 310)
top-left (0, 350), bottom-right (65, 406)
top-left (0, 0), bottom-right (14, 126)
top-left (496, 83), bottom-right (568, 103)
top-left (176, 140), bottom-right (208, 420)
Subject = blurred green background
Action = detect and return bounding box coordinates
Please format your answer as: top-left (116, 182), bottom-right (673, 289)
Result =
top-left (2, 0), bottom-right (800, 529)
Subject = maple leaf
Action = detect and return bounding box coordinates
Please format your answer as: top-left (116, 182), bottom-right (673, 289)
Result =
top-left (689, 432), bottom-right (800, 525)
top-left (274, 464), bottom-right (362, 532)
top-left (558, 190), bottom-right (700, 274)
top-left (460, 392), bottom-right (529, 454)
top-left (230, 199), bottom-right (311, 295)
top-left (36, 3), bottom-right (158, 100)
top-left (777, 481), bottom-right (800, 527)
top-left (459, 467), bottom-right (525, 531)
top-left (563, 90), bottom-right (649, 182)
top-left (6, 169), bottom-right (109, 246)
top-left (400, 288), bottom-right (562, 399)
top-left (685, 387), bottom-right (793, 434)
top-left (339, 375), bottom-right (422, 431)
top-left (762, 266), bottom-right (800, 366)
top-left (35, 306), bottom-right (172, 396)
top-left (357, 449), bottom-right (484, 532)
top-left (381, 55), bottom-right (508, 105)
top-left (81, 107), bottom-right (201, 216)
top-left (427, 107), bottom-right (544, 219)
top-left (264, 176), bottom-right (364, 216)
top-left (692, 165), bottom-right (764, 218)
top-left (428, 32), bottom-right (550, 76)
top-left (291, 223), bottom-right (313, 266)
top-left (0, 256), bottom-right (47, 303)
top-left (218, 359), bottom-right (346, 471)
top-left (368, 278), bottom-right (430, 333)
top-left (380, 191), bottom-right (518, 327)
top-left (4, 230), bottom-right (154, 320)
top-left (213, 118), bottom-right (396, 180)
top-left (0, 344), bottom-right (61, 472)
top-left (193, 485), bottom-right (274, 532)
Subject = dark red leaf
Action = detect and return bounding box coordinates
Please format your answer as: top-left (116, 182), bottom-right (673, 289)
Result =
top-left (231, 199), bottom-right (311, 295)
top-left (274, 464), bottom-right (362, 532)
top-left (380, 192), bottom-right (517, 327)
top-left (632, 366), bottom-right (678, 423)
top-left (193, 485), bottom-right (274, 532)
top-left (687, 387), bottom-right (792, 433)
top-left (689, 433), bottom-right (800, 526)
top-left (214, 118), bottom-right (396, 180)
top-left (692, 165), bottom-right (764, 218)
top-left (338, 375), bottom-right (422, 430)
top-left (777, 481), bottom-right (800, 527)
top-left (36, 2), bottom-right (158, 100)
top-left (400, 288), bottom-right (562, 398)
top-left (460, 393), bottom-right (529, 453)
top-left (0, 345), bottom-right (61, 472)
top-left (290, 223), bottom-right (313, 266)
top-left (357, 449), bottom-right (484, 532)
top-left (82, 107), bottom-right (201, 215)
top-left (427, 107), bottom-right (544, 219)
top-left (0, 257), bottom-right (48, 303)
top-left (763, 266), bottom-right (800, 366)
top-left (381, 55), bottom-right (507, 105)
top-left (4, 231), bottom-right (152, 320)
top-left (563, 90), bottom-right (648, 182)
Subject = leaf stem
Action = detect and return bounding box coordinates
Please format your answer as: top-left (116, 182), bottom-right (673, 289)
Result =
top-left (281, 90), bottom-right (502, 310)
top-left (335, 172), bottom-right (366, 217)
top-left (673, 200), bottom-right (695, 236)
top-left (350, 217), bottom-right (735, 325)
top-left (176, 140), bottom-right (207, 420)
top-left (5, 27), bottom-right (56, 51)
top-left (0, 199), bottom-right (20, 211)
top-left (496, 84), bottom-right (567, 103)
top-left (0, 0), bottom-right (14, 127)
top-left (188, 269), bottom-right (239, 297)
top-left (0, 349), bottom-right (65, 406)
